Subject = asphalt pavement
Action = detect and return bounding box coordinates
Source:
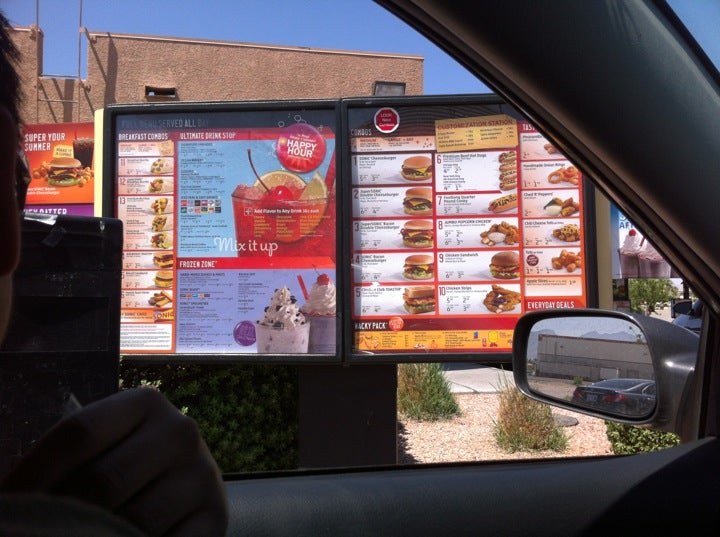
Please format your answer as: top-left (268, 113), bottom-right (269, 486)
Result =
top-left (442, 363), bottom-right (515, 394)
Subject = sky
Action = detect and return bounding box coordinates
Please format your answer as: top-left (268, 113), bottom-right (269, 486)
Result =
top-left (3, 1), bottom-right (718, 96)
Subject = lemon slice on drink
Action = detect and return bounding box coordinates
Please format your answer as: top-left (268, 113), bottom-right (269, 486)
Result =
top-left (254, 170), bottom-right (307, 196)
top-left (299, 173), bottom-right (328, 200)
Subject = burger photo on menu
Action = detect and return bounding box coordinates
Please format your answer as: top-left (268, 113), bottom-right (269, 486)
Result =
top-left (489, 251), bottom-right (521, 280)
top-left (403, 254), bottom-right (435, 280)
top-left (403, 187), bottom-right (433, 216)
top-left (47, 157), bottom-right (85, 187)
top-left (153, 270), bottom-right (174, 288)
top-left (153, 252), bottom-right (174, 268)
top-left (401, 220), bottom-right (434, 248)
top-left (400, 155), bottom-right (433, 181)
top-left (402, 285), bottom-right (436, 315)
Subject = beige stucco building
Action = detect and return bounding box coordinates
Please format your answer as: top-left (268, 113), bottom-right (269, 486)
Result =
top-left (10, 24), bottom-right (424, 125)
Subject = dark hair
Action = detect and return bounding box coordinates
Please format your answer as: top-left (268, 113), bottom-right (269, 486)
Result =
top-left (0, 11), bottom-right (23, 138)
top-left (1, 11), bottom-right (27, 210)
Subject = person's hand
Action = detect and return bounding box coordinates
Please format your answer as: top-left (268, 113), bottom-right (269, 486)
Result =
top-left (0, 387), bottom-right (228, 536)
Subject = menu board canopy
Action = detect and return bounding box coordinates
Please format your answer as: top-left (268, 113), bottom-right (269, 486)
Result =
top-left (342, 95), bottom-right (595, 363)
top-left (104, 100), bottom-right (340, 363)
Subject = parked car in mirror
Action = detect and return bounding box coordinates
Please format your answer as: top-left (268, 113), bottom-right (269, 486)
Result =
top-left (571, 378), bottom-right (656, 417)
top-left (672, 299), bottom-right (703, 334)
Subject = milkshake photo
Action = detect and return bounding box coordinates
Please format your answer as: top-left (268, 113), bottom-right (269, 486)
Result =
top-left (618, 228), bottom-right (641, 278)
top-left (299, 273), bottom-right (337, 354)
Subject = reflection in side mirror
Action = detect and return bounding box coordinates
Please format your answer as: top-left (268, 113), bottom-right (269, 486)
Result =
top-left (526, 316), bottom-right (655, 419)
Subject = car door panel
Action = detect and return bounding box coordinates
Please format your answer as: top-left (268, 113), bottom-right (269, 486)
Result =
top-left (224, 437), bottom-right (720, 536)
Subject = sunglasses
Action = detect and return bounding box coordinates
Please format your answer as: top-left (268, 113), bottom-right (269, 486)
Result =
top-left (16, 149), bottom-right (30, 212)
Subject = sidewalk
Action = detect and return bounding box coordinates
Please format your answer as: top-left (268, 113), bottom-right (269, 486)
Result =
top-left (442, 363), bottom-right (515, 394)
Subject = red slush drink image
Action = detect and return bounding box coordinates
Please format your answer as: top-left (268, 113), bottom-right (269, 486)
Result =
top-left (232, 150), bottom-right (331, 256)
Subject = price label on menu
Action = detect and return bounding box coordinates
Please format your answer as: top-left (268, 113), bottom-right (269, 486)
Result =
top-left (436, 194), bottom-right (485, 216)
top-left (525, 277), bottom-right (585, 298)
top-left (436, 218), bottom-right (489, 248)
top-left (352, 187), bottom-right (405, 218)
top-left (521, 189), bottom-right (580, 218)
top-left (354, 285), bottom-right (406, 317)
top-left (352, 252), bottom-right (425, 284)
top-left (435, 151), bottom-right (502, 192)
top-left (122, 251), bottom-right (157, 271)
top-left (520, 160), bottom-right (577, 190)
top-left (352, 220), bottom-right (406, 250)
top-left (523, 218), bottom-right (581, 247)
top-left (436, 252), bottom-right (481, 281)
top-left (437, 285), bottom-right (488, 315)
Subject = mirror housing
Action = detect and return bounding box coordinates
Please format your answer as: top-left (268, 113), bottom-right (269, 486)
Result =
top-left (512, 309), bottom-right (700, 440)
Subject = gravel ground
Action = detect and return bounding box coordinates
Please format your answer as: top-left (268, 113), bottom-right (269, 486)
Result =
top-left (398, 393), bottom-right (614, 464)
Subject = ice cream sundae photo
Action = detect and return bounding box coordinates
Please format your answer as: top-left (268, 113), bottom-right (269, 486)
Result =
top-left (255, 287), bottom-right (310, 354)
top-left (300, 273), bottom-right (337, 354)
top-left (618, 228), bottom-right (641, 278)
top-left (638, 240), bottom-right (671, 278)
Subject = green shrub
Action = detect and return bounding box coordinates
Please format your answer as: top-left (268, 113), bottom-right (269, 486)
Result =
top-left (397, 363), bottom-right (460, 421)
top-left (120, 362), bottom-right (298, 473)
top-left (605, 421), bottom-right (681, 454)
top-left (494, 382), bottom-right (568, 453)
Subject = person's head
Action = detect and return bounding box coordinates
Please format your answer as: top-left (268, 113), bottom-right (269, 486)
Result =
top-left (0, 11), bottom-right (25, 341)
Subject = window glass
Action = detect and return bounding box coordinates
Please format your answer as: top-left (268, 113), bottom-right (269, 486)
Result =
top-left (4, 0), bottom-right (698, 475)
top-left (667, 0), bottom-right (720, 72)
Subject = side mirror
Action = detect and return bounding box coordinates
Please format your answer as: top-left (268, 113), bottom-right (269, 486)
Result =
top-left (671, 298), bottom-right (693, 318)
top-left (512, 309), bottom-right (700, 439)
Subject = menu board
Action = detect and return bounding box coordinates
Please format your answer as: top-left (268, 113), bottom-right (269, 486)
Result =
top-left (107, 103), bottom-right (339, 359)
top-left (345, 98), bottom-right (589, 357)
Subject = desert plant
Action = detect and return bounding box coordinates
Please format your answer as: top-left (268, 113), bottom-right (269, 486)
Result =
top-left (397, 363), bottom-right (460, 421)
top-left (605, 421), bottom-right (681, 454)
top-left (493, 378), bottom-right (568, 453)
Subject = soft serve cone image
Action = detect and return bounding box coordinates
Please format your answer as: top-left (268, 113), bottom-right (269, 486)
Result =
top-left (300, 273), bottom-right (337, 354)
top-left (255, 287), bottom-right (309, 354)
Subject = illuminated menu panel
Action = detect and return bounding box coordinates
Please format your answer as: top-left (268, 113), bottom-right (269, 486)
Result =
top-left (110, 104), bottom-right (339, 359)
top-left (347, 100), bottom-right (588, 356)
